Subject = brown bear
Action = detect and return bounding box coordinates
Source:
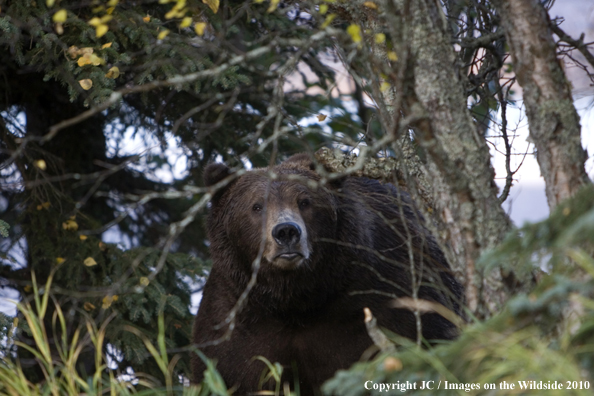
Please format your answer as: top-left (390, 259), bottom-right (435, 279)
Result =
top-left (191, 153), bottom-right (463, 395)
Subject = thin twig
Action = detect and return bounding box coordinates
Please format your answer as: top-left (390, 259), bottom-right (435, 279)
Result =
top-left (551, 23), bottom-right (594, 72)
top-left (497, 78), bottom-right (514, 203)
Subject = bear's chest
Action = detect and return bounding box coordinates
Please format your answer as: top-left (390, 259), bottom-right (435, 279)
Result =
top-left (213, 308), bottom-right (372, 393)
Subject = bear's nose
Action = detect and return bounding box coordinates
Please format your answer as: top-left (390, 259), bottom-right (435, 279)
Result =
top-left (272, 222), bottom-right (301, 247)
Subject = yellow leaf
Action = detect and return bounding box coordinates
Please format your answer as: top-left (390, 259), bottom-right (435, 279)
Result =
top-left (77, 55), bottom-right (92, 67)
top-left (143, 15), bottom-right (151, 22)
top-left (172, 10), bottom-right (185, 18)
top-left (101, 42), bottom-right (112, 49)
top-left (321, 14), bottom-right (336, 29)
top-left (140, 277), bottom-right (150, 286)
top-left (34, 159), bottom-right (47, 170)
top-left (102, 295), bottom-right (118, 309)
top-left (55, 23), bottom-right (64, 35)
top-left (37, 205), bottom-right (43, 210)
top-left (24, 285), bottom-right (32, 293)
top-left (78, 79), bottom-right (93, 90)
top-left (319, 4), bottom-right (328, 15)
top-left (194, 22), bottom-right (207, 36)
top-left (107, 0), bottom-right (119, 6)
top-left (62, 219), bottom-right (79, 230)
top-left (88, 17), bottom-right (101, 27)
top-left (77, 52), bottom-right (103, 67)
top-left (180, 16), bottom-right (192, 28)
top-left (383, 356), bottom-right (402, 372)
top-left (363, 1), bottom-right (378, 9)
top-left (375, 33), bottom-right (385, 44)
top-left (387, 51), bottom-right (398, 61)
top-left (84, 257), bottom-right (97, 267)
top-left (317, 114), bottom-right (327, 122)
top-left (83, 302), bottom-right (96, 311)
top-left (105, 66), bottom-right (120, 79)
top-left (157, 29), bottom-right (170, 40)
top-left (100, 15), bottom-right (113, 24)
top-left (53, 9), bottom-right (67, 23)
top-left (203, 0), bottom-right (219, 13)
top-left (106, 6), bottom-right (115, 14)
top-left (267, 0), bottom-right (279, 13)
top-left (89, 53), bottom-right (104, 66)
top-left (380, 81), bottom-right (391, 92)
top-left (81, 47), bottom-right (94, 55)
top-left (164, 9), bottom-right (176, 19)
top-left (46, 0), bottom-right (56, 6)
top-left (67, 46), bottom-right (80, 59)
top-left (102, 299), bottom-right (111, 309)
top-left (79, 235), bottom-right (88, 241)
top-left (347, 24), bottom-right (362, 44)
top-left (42, 201), bottom-right (51, 209)
top-left (96, 24), bottom-right (109, 38)
top-left (254, 0), bottom-right (265, 3)
top-left (56, 257), bottom-right (66, 265)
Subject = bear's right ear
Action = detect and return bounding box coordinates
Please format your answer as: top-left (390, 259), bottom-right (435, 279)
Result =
top-left (203, 163), bottom-right (230, 187)
top-left (204, 163), bottom-right (234, 207)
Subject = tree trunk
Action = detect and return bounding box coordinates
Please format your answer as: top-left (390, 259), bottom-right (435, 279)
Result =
top-left (388, 0), bottom-right (515, 316)
top-left (493, 0), bottom-right (590, 209)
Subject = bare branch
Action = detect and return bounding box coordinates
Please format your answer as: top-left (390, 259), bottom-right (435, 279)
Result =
top-left (550, 23), bottom-right (594, 72)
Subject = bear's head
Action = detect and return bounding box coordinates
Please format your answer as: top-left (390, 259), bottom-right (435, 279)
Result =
top-left (204, 154), bottom-right (340, 291)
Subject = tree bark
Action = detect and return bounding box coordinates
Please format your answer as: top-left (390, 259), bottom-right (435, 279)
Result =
top-left (493, 0), bottom-right (590, 209)
top-left (382, 0), bottom-right (515, 316)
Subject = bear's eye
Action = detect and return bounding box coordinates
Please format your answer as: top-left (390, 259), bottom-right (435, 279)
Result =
top-left (299, 199), bottom-right (310, 209)
top-left (252, 203), bottom-right (263, 212)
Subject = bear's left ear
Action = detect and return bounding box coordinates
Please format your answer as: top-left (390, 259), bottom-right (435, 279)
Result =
top-left (204, 163), bottom-right (230, 187)
top-left (283, 153), bottom-right (316, 171)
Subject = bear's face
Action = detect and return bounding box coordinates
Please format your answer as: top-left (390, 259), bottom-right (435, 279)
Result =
top-left (204, 160), bottom-right (338, 274)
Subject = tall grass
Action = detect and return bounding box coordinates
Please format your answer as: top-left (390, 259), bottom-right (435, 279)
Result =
top-left (0, 272), bottom-right (214, 396)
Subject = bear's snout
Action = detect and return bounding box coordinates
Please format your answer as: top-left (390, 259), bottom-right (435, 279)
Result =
top-left (264, 208), bottom-right (310, 269)
top-left (272, 222), bottom-right (301, 247)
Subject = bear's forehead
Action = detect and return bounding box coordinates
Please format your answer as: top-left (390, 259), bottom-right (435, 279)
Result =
top-left (229, 171), bottom-right (319, 200)
top-left (238, 174), bottom-right (310, 191)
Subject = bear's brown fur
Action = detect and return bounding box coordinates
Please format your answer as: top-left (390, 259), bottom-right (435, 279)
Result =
top-left (191, 154), bottom-right (463, 394)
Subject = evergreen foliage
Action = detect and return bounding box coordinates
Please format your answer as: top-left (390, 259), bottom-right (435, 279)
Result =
top-left (0, 220), bottom-right (9, 237)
